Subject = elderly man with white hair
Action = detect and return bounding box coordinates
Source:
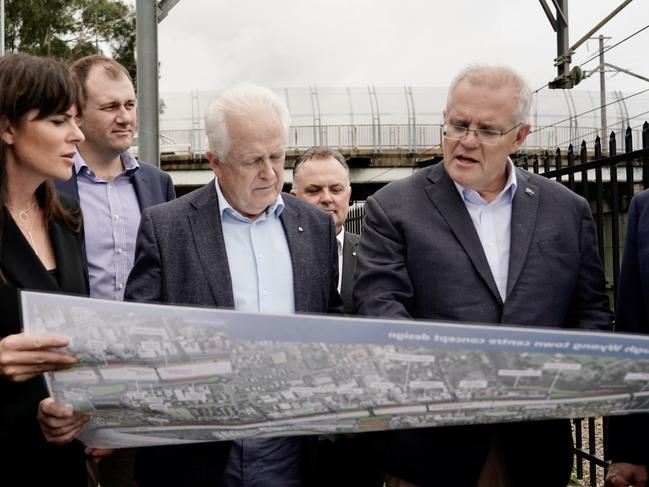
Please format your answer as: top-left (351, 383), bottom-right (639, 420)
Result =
top-left (39, 83), bottom-right (343, 487)
top-left (129, 83), bottom-right (343, 487)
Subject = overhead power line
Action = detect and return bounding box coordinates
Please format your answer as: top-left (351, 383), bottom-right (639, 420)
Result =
top-left (578, 23), bottom-right (649, 68)
top-left (533, 24), bottom-right (649, 96)
top-left (533, 83), bottom-right (549, 95)
top-left (531, 86), bottom-right (649, 134)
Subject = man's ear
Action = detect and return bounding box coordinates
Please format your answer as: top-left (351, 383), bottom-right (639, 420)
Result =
top-left (290, 174), bottom-right (299, 195)
top-left (514, 123), bottom-right (531, 148)
top-left (206, 150), bottom-right (222, 176)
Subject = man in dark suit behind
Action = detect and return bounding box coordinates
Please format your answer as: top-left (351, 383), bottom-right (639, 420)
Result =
top-left (291, 147), bottom-right (380, 487)
top-left (606, 189), bottom-right (649, 487)
top-left (124, 84), bottom-right (343, 487)
top-left (353, 64), bottom-right (612, 487)
top-left (291, 146), bottom-right (359, 313)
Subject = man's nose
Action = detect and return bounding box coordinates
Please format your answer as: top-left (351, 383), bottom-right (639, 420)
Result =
top-left (461, 129), bottom-right (480, 147)
top-left (258, 158), bottom-right (274, 178)
top-left (116, 106), bottom-right (133, 123)
top-left (320, 189), bottom-right (333, 203)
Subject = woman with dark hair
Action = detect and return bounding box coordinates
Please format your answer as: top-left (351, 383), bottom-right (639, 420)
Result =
top-left (0, 53), bottom-right (89, 485)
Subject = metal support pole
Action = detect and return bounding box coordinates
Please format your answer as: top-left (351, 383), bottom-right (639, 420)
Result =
top-left (599, 35), bottom-right (607, 146)
top-left (555, 0), bottom-right (570, 82)
top-left (309, 86), bottom-right (321, 146)
top-left (136, 0), bottom-right (160, 166)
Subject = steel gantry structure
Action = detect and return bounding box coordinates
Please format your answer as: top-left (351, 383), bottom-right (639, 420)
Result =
top-left (539, 0), bottom-right (634, 89)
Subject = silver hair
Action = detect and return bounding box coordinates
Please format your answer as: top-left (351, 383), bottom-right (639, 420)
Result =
top-left (204, 82), bottom-right (290, 161)
top-left (445, 64), bottom-right (532, 126)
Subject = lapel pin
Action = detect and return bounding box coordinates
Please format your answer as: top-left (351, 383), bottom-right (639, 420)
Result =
top-left (352, 251), bottom-right (356, 256)
top-left (297, 226), bottom-right (304, 232)
top-left (525, 187), bottom-right (535, 196)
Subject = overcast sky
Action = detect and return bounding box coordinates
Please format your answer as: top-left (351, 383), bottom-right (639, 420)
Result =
top-left (155, 0), bottom-right (649, 96)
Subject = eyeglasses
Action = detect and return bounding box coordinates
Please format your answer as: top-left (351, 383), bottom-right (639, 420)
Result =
top-left (442, 123), bottom-right (521, 145)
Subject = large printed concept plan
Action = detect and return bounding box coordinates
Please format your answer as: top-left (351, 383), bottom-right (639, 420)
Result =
top-left (20, 291), bottom-right (649, 448)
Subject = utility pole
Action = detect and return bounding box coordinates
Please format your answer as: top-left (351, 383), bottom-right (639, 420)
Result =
top-left (599, 35), bottom-right (607, 144)
top-left (135, 0), bottom-right (181, 167)
top-left (136, 0), bottom-right (159, 166)
top-left (582, 34), bottom-right (649, 144)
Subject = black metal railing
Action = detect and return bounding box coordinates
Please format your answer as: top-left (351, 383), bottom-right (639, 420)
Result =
top-left (516, 121), bottom-right (649, 486)
top-left (348, 122), bottom-right (649, 486)
top-left (346, 203), bottom-right (365, 236)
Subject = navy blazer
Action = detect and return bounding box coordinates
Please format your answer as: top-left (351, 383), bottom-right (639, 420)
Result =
top-left (608, 189), bottom-right (649, 467)
top-left (55, 160), bottom-right (175, 211)
top-left (125, 181), bottom-right (343, 486)
top-left (353, 162), bottom-right (612, 487)
top-left (55, 160), bottom-right (175, 285)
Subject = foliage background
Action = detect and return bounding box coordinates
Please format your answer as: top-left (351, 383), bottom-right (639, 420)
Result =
top-left (4, 0), bottom-right (136, 80)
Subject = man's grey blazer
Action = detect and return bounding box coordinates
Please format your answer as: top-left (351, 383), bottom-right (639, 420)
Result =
top-left (340, 231), bottom-right (359, 314)
top-left (125, 182), bottom-right (343, 313)
top-left (353, 162), bottom-right (612, 486)
top-left (126, 181), bottom-right (343, 486)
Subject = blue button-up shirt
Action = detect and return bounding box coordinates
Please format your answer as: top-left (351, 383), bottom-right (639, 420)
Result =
top-left (215, 179), bottom-right (301, 487)
top-left (75, 151), bottom-right (141, 300)
top-left (454, 159), bottom-right (517, 301)
top-left (215, 179), bottom-right (295, 314)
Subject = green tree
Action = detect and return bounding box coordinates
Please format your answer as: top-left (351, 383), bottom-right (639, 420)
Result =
top-left (4, 0), bottom-right (136, 80)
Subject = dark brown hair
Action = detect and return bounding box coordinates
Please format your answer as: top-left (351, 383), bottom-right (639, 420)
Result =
top-left (292, 146), bottom-right (349, 191)
top-left (0, 53), bottom-right (83, 278)
top-left (69, 54), bottom-right (133, 105)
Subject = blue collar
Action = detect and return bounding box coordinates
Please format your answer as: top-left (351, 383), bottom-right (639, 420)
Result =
top-left (214, 178), bottom-right (284, 222)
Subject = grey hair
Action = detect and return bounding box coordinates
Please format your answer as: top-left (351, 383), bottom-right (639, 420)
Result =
top-left (204, 82), bottom-right (290, 161)
top-left (291, 146), bottom-right (350, 191)
top-left (445, 64), bottom-right (532, 126)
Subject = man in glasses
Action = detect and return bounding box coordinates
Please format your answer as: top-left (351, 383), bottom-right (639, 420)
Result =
top-left (353, 64), bottom-right (611, 487)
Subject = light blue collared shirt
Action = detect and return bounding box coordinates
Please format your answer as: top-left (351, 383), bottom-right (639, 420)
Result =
top-left (74, 151), bottom-right (141, 300)
top-left (214, 179), bottom-right (295, 314)
top-left (454, 159), bottom-right (517, 301)
top-left (215, 179), bottom-right (300, 487)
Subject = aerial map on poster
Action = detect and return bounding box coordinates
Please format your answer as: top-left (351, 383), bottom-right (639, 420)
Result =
top-left (20, 290), bottom-right (649, 449)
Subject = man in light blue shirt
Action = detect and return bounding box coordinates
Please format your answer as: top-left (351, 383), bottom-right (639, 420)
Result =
top-left (123, 83), bottom-right (344, 487)
top-left (57, 55), bottom-right (175, 301)
top-left (454, 157), bottom-right (517, 302)
top-left (55, 55), bottom-right (175, 487)
top-left (353, 64), bottom-right (611, 487)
